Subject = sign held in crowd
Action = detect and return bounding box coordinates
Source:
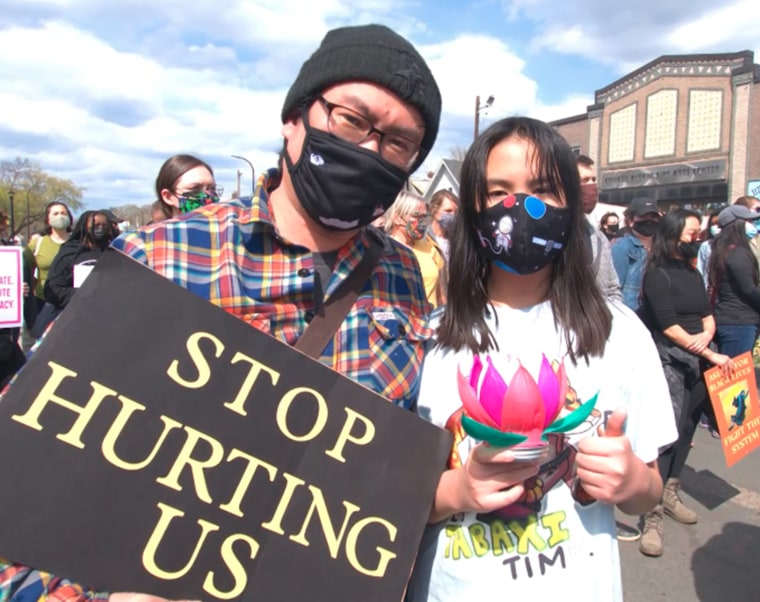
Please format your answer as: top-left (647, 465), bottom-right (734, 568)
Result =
top-left (0, 247), bottom-right (23, 328)
top-left (704, 351), bottom-right (760, 467)
top-left (0, 249), bottom-right (451, 602)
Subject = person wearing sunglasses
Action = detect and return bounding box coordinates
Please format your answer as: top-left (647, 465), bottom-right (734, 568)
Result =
top-left (154, 154), bottom-right (223, 219)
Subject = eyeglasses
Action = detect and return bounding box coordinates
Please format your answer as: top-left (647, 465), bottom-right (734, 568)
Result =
top-left (317, 97), bottom-right (422, 169)
top-left (175, 185), bottom-right (223, 199)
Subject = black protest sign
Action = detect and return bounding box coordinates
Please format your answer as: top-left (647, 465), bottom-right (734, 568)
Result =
top-left (0, 249), bottom-right (451, 602)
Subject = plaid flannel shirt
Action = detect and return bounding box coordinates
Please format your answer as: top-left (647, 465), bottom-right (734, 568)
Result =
top-left (0, 168), bottom-right (432, 601)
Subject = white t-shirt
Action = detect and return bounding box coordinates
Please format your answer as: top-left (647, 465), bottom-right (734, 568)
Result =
top-left (407, 300), bottom-right (677, 602)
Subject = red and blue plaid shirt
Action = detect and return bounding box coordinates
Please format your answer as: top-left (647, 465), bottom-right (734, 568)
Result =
top-left (0, 168), bottom-right (432, 601)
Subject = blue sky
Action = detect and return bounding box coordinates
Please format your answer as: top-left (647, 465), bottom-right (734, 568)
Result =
top-left (1, 0), bottom-right (758, 211)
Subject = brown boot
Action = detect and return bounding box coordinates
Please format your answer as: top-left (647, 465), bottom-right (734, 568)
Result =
top-left (662, 478), bottom-right (698, 524)
top-left (639, 505), bottom-right (664, 557)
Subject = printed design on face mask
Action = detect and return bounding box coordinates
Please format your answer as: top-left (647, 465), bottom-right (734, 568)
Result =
top-left (178, 192), bottom-right (220, 214)
top-left (310, 153), bottom-right (325, 166)
top-left (478, 216), bottom-right (513, 255)
top-left (476, 194), bottom-right (570, 275)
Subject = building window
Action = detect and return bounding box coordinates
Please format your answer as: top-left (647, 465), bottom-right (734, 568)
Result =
top-left (644, 89), bottom-right (677, 158)
top-left (608, 103), bottom-right (636, 163)
top-left (687, 90), bottom-right (722, 153)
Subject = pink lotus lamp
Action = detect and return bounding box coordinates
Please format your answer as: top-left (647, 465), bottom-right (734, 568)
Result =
top-left (457, 355), bottom-right (597, 449)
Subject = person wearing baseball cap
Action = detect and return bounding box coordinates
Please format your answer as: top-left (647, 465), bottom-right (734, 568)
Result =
top-left (1, 23), bottom-right (443, 602)
top-left (611, 197), bottom-right (662, 310)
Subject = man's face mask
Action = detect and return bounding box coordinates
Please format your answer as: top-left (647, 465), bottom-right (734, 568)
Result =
top-left (283, 112), bottom-right (408, 231)
top-left (475, 193), bottom-right (570, 275)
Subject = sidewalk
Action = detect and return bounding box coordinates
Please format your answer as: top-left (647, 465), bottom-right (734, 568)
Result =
top-left (619, 427), bottom-right (760, 601)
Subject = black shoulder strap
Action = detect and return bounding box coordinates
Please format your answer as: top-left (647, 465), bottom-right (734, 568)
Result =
top-left (295, 231), bottom-right (383, 359)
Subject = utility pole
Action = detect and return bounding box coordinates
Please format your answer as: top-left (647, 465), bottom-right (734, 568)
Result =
top-left (236, 169), bottom-right (242, 198)
top-left (231, 155), bottom-right (255, 198)
top-left (474, 95), bottom-right (495, 140)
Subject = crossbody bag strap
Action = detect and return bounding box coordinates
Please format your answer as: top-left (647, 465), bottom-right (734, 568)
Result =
top-left (295, 231), bottom-right (383, 359)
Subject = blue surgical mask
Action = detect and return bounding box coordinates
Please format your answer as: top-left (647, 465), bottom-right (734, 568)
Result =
top-left (709, 225), bottom-right (721, 238)
top-left (745, 221), bottom-right (758, 239)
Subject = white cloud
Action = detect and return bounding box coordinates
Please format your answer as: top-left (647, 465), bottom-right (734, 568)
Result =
top-left (506, 0), bottom-right (760, 72)
top-left (415, 34), bottom-right (591, 171)
top-left (13, 0), bottom-right (754, 209)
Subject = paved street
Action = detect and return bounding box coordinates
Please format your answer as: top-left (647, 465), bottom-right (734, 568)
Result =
top-left (619, 426), bottom-right (760, 601)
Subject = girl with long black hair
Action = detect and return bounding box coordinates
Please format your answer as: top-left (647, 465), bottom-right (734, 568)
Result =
top-left (407, 117), bottom-right (676, 601)
top-left (638, 208), bottom-right (732, 557)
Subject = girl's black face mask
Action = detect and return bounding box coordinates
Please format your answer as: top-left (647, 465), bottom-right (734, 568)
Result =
top-left (475, 193), bottom-right (571, 275)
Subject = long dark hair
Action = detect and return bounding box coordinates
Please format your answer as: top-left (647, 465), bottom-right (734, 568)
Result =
top-left (437, 116), bottom-right (611, 362)
top-left (708, 219), bottom-right (758, 292)
top-left (647, 208), bottom-right (702, 270)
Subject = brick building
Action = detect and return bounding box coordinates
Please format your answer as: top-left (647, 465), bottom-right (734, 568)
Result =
top-left (552, 50), bottom-right (760, 213)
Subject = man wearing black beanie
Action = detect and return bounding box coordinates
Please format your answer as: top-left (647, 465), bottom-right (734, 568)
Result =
top-left (3, 23), bottom-right (442, 602)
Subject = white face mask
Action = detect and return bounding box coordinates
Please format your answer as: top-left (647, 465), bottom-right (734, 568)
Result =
top-left (709, 225), bottom-right (721, 238)
top-left (49, 214), bottom-right (71, 230)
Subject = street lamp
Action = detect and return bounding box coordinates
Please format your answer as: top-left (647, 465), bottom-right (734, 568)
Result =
top-left (8, 189), bottom-right (14, 239)
top-left (474, 94), bottom-right (495, 140)
top-left (231, 155), bottom-right (255, 198)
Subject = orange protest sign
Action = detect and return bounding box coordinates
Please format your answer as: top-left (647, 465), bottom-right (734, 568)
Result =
top-left (704, 351), bottom-right (760, 467)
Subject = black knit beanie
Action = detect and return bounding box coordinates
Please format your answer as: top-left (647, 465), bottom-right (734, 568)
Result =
top-left (281, 24), bottom-right (441, 170)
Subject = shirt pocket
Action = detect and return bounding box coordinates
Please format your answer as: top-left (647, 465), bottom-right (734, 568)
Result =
top-left (364, 306), bottom-right (431, 408)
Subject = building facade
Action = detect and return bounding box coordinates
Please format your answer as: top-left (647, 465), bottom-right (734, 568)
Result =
top-left (552, 51), bottom-right (760, 213)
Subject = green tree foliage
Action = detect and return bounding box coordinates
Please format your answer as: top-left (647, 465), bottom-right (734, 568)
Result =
top-left (0, 157), bottom-right (85, 240)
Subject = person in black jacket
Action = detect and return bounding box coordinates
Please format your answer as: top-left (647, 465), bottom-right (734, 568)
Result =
top-left (709, 204), bottom-right (760, 358)
top-left (638, 208), bottom-right (733, 557)
top-left (44, 210), bottom-right (117, 310)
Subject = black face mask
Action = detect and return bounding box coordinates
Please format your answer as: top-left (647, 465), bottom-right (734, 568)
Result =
top-left (677, 241), bottom-right (701, 260)
top-left (92, 225), bottom-right (110, 243)
top-left (284, 114), bottom-right (408, 231)
top-left (475, 193), bottom-right (571, 275)
top-left (604, 223), bottom-right (619, 234)
top-left (632, 220), bottom-right (657, 237)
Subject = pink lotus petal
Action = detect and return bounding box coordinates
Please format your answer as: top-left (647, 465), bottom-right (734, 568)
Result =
top-left (457, 368), bottom-right (498, 428)
top-left (500, 363), bottom-right (546, 432)
top-left (556, 361), bottom-right (568, 415)
top-left (469, 355), bottom-right (484, 390)
top-left (537, 354), bottom-right (561, 428)
top-left (478, 357), bottom-right (509, 425)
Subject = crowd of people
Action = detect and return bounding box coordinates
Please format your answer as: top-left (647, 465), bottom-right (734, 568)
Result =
top-left (0, 21), bottom-right (757, 602)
